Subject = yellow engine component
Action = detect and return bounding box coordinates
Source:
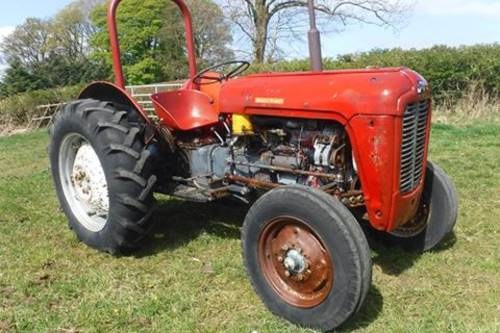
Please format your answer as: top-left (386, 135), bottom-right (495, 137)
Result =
top-left (232, 114), bottom-right (254, 135)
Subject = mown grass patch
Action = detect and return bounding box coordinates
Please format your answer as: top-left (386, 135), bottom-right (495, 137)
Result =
top-left (0, 123), bottom-right (499, 333)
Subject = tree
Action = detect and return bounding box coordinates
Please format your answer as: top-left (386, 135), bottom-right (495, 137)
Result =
top-left (0, 59), bottom-right (41, 97)
top-left (90, 0), bottom-right (233, 84)
top-left (221, 0), bottom-right (413, 63)
top-left (0, 18), bottom-right (53, 95)
top-left (0, 1), bottom-right (109, 96)
top-left (182, 0), bottom-right (234, 66)
top-left (1, 18), bottom-right (52, 66)
top-left (51, 0), bottom-right (100, 59)
top-left (90, 0), bottom-right (186, 84)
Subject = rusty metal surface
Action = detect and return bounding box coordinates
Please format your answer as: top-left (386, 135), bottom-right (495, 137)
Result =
top-left (258, 216), bottom-right (334, 308)
top-left (229, 160), bottom-right (339, 180)
top-left (227, 175), bottom-right (279, 190)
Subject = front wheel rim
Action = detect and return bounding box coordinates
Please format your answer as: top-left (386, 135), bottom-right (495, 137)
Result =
top-left (58, 133), bottom-right (109, 232)
top-left (390, 195), bottom-right (431, 238)
top-left (258, 216), bottom-right (334, 308)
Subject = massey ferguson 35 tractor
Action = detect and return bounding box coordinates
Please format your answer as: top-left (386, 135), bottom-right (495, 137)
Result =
top-left (49, 0), bottom-right (458, 330)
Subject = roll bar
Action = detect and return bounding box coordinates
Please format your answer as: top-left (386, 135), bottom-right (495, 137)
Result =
top-left (107, 0), bottom-right (198, 88)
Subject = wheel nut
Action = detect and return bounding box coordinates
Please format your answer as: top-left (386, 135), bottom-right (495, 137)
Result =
top-left (277, 256), bottom-right (283, 262)
top-left (284, 271), bottom-right (290, 277)
top-left (281, 245), bottom-right (289, 251)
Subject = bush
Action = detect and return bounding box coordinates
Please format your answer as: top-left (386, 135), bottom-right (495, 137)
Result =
top-left (0, 85), bottom-right (83, 130)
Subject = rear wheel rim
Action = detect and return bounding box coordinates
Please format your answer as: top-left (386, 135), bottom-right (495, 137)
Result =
top-left (59, 133), bottom-right (109, 232)
top-left (258, 216), bottom-right (334, 308)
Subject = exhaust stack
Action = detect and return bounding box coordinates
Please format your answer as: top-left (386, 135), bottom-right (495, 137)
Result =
top-left (308, 0), bottom-right (323, 71)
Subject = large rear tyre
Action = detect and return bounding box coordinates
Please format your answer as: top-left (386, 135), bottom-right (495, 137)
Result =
top-left (377, 161), bottom-right (458, 251)
top-left (49, 99), bottom-right (157, 254)
top-left (242, 185), bottom-right (371, 331)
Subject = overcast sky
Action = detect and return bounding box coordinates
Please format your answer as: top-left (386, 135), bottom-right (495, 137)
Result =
top-left (0, 0), bottom-right (499, 67)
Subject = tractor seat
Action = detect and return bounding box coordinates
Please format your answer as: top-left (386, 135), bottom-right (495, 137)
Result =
top-left (151, 89), bottom-right (219, 131)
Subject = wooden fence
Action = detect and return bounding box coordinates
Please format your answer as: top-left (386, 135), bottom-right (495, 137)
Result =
top-left (126, 82), bottom-right (183, 114)
top-left (30, 82), bottom-right (184, 129)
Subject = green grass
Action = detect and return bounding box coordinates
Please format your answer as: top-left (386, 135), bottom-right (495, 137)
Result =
top-left (0, 123), bottom-right (499, 333)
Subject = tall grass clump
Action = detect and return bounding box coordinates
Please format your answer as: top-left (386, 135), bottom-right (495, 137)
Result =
top-left (433, 83), bottom-right (500, 124)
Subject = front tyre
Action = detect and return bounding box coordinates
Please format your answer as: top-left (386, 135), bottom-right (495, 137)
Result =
top-left (382, 161), bottom-right (458, 251)
top-left (49, 99), bottom-right (157, 254)
top-left (242, 185), bottom-right (372, 331)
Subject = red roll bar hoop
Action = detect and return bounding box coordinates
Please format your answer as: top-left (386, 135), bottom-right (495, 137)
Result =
top-left (107, 0), bottom-right (198, 88)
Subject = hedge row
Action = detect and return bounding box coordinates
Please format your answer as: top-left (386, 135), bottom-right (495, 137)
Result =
top-left (252, 44), bottom-right (500, 102)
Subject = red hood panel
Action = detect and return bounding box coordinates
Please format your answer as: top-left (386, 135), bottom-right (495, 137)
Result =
top-left (220, 67), bottom-right (423, 121)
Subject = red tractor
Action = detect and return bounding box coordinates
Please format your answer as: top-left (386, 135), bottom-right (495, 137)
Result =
top-left (49, 0), bottom-right (458, 330)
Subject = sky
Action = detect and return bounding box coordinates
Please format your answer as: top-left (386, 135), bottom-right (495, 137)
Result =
top-left (320, 0), bottom-right (500, 57)
top-left (0, 0), bottom-right (499, 68)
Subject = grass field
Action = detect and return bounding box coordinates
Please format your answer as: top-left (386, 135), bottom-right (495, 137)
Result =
top-left (0, 121), bottom-right (499, 333)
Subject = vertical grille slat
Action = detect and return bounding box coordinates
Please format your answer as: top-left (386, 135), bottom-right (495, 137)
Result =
top-left (400, 100), bottom-right (430, 193)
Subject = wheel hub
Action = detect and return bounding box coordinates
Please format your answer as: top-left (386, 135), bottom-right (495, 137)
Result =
top-left (71, 143), bottom-right (109, 217)
top-left (259, 217), bottom-right (334, 308)
top-left (283, 248), bottom-right (306, 274)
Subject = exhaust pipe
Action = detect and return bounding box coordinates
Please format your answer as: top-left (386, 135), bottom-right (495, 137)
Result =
top-left (308, 0), bottom-right (323, 71)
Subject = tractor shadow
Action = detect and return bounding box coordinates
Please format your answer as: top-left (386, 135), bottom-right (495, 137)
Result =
top-left (135, 197), bottom-right (247, 256)
top-left (366, 229), bottom-right (457, 276)
top-left (338, 285), bottom-right (384, 332)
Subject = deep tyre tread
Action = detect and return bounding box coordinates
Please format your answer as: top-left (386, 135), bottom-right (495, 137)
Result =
top-left (374, 161), bottom-right (459, 252)
top-left (49, 99), bottom-right (157, 254)
top-left (242, 185), bottom-right (372, 331)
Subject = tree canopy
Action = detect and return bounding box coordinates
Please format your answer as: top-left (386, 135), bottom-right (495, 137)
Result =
top-left (0, 1), bottom-right (108, 97)
top-left (0, 0), bottom-right (233, 96)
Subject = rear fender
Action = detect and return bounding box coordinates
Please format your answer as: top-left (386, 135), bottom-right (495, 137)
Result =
top-left (78, 81), bottom-right (152, 125)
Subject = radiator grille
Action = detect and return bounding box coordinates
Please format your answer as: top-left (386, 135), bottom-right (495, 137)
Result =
top-left (400, 100), bottom-right (430, 193)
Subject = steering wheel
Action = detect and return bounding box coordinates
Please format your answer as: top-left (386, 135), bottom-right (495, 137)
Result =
top-left (193, 60), bottom-right (250, 85)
